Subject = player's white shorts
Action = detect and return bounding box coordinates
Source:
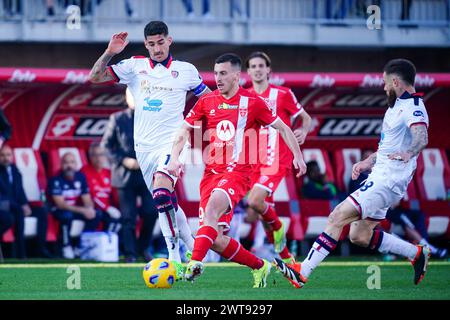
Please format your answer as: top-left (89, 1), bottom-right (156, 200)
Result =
top-left (136, 144), bottom-right (188, 192)
top-left (348, 172), bottom-right (409, 221)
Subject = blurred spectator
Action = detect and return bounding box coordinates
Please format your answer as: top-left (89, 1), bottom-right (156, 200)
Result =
top-left (0, 109), bottom-right (11, 149)
top-left (81, 142), bottom-right (121, 233)
top-left (385, 201), bottom-right (447, 259)
top-left (124, 0), bottom-right (135, 18)
top-left (326, 0), bottom-right (352, 20)
top-left (46, 0), bottom-right (55, 16)
top-left (400, 0), bottom-right (413, 21)
top-left (0, 145), bottom-right (51, 259)
top-left (302, 160), bottom-right (341, 200)
top-left (2, 0), bottom-right (21, 17)
top-left (181, 0), bottom-right (211, 19)
top-left (48, 152), bottom-right (101, 259)
top-left (101, 88), bottom-right (158, 263)
top-left (230, 0), bottom-right (246, 19)
top-left (348, 149), bottom-right (374, 194)
top-left (60, 0), bottom-right (102, 16)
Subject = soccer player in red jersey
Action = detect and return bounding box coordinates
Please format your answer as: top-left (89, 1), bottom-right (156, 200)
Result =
top-left (81, 142), bottom-right (121, 233)
top-left (245, 52), bottom-right (312, 265)
top-left (166, 53), bottom-right (306, 287)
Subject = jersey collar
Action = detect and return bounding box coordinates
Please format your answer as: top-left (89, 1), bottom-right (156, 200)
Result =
top-left (149, 54), bottom-right (173, 69)
top-left (398, 91), bottom-right (423, 99)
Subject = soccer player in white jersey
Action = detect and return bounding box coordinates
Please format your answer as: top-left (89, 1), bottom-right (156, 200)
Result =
top-left (89, 21), bottom-right (211, 277)
top-left (275, 58), bottom-right (431, 288)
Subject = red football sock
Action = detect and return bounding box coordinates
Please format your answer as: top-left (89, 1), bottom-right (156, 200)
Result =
top-left (263, 225), bottom-right (274, 244)
top-left (191, 225), bottom-right (217, 262)
top-left (221, 237), bottom-right (264, 270)
top-left (279, 246), bottom-right (291, 260)
top-left (260, 204), bottom-right (282, 231)
top-left (263, 223), bottom-right (291, 259)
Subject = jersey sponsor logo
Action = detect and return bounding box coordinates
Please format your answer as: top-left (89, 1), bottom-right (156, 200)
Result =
top-left (218, 103), bottom-right (238, 110)
top-left (259, 176), bottom-right (269, 184)
top-left (413, 110), bottom-right (424, 117)
top-left (216, 120), bottom-right (235, 141)
top-left (218, 179), bottom-right (228, 187)
top-left (209, 109), bottom-right (216, 116)
top-left (143, 98), bottom-right (163, 112)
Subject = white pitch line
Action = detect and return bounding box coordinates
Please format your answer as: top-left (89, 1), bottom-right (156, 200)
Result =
top-left (0, 261), bottom-right (449, 269)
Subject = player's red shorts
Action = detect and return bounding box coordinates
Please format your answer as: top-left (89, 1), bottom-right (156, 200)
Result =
top-left (250, 164), bottom-right (292, 204)
top-left (199, 170), bottom-right (250, 231)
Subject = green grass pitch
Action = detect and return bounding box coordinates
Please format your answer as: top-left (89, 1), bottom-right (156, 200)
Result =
top-left (0, 261), bottom-right (449, 300)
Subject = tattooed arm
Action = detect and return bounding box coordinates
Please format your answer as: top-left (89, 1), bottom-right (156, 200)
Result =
top-left (388, 124), bottom-right (428, 162)
top-left (89, 32), bottom-right (129, 83)
top-left (352, 152), bottom-right (377, 180)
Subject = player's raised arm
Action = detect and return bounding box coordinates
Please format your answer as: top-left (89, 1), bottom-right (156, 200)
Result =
top-left (388, 123), bottom-right (428, 163)
top-left (166, 122), bottom-right (192, 177)
top-left (89, 32), bottom-right (129, 83)
top-left (270, 118), bottom-right (306, 177)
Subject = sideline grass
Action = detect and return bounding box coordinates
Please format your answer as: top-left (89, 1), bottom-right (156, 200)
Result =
top-left (0, 261), bottom-right (448, 300)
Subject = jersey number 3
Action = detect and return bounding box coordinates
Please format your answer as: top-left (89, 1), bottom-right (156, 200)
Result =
top-left (360, 181), bottom-right (374, 192)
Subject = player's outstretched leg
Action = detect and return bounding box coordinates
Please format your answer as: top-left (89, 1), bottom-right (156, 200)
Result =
top-left (275, 200), bottom-right (359, 288)
top-left (152, 187), bottom-right (181, 263)
top-left (349, 220), bottom-right (430, 285)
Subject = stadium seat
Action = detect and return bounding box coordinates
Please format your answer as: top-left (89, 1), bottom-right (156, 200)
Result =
top-left (47, 147), bottom-right (88, 177)
top-left (416, 148), bottom-right (450, 201)
top-left (419, 200), bottom-right (450, 238)
top-left (334, 148), bottom-right (361, 194)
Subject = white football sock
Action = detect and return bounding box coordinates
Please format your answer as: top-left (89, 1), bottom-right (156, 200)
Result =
top-left (176, 206), bottom-right (194, 251)
top-left (378, 232), bottom-right (418, 260)
top-left (301, 232), bottom-right (338, 278)
top-left (158, 211), bottom-right (181, 262)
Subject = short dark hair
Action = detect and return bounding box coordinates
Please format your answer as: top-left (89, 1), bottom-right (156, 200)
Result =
top-left (215, 53), bottom-right (242, 70)
top-left (306, 160), bottom-right (320, 176)
top-left (88, 141), bottom-right (102, 156)
top-left (144, 21), bottom-right (169, 38)
top-left (245, 51), bottom-right (271, 69)
top-left (383, 58), bottom-right (416, 86)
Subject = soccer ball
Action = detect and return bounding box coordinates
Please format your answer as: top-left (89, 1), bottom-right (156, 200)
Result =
top-left (142, 258), bottom-right (176, 289)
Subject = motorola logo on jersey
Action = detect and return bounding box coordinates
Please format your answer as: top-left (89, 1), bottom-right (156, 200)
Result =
top-left (216, 120), bottom-right (235, 141)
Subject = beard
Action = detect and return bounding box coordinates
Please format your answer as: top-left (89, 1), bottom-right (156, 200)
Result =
top-left (387, 89), bottom-right (397, 108)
